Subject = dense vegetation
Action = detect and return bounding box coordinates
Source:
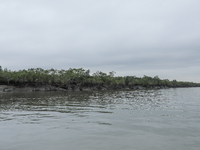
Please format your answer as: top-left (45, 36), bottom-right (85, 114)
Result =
top-left (0, 66), bottom-right (200, 90)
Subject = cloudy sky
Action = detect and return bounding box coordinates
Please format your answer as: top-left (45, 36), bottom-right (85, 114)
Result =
top-left (0, 0), bottom-right (200, 82)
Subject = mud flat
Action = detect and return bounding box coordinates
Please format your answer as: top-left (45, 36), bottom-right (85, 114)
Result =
top-left (0, 84), bottom-right (168, 92)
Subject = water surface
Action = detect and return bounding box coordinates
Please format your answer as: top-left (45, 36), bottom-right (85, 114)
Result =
top-left (0, 88), bottom-right (200, 150)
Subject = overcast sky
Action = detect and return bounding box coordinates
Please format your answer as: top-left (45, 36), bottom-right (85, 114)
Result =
top-left (0, 0), bottom-right (200, 82)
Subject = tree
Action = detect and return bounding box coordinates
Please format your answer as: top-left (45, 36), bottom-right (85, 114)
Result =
top-left (109, 71), bottom-right (116, 77)
top-left (2, 68), bottom-right (12, 84)
top-left (153, 76), bottom-right (161, 86)
top-left (85, 69), bottom-right (90, 77)
top-left (0, 66), bottom-right (2, 81)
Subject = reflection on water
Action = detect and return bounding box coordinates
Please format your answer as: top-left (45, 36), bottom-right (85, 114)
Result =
top-left (0, 88), bottom-right (200, 150)
top-left (0, 90), bottom-right (169, 112)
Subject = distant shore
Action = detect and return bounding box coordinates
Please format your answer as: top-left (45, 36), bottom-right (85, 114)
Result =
top-left (1, 67), bottom-right (200, 92)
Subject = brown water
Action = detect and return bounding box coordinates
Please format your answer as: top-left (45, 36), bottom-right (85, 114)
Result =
top-left (0, 88), bottom-right (200, 150)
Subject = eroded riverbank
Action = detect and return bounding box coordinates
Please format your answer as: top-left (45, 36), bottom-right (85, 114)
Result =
top-left (0, 84), bottom-right (168, 92)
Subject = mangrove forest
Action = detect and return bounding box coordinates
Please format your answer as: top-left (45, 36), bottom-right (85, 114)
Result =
top-left (0, 66), bottom-right (200, 91)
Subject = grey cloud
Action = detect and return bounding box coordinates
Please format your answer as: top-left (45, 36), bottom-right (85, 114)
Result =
top-left (0, 0), bottom-right (200, 82)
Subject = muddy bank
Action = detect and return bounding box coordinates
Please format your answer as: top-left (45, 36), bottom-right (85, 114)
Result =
top-left (0, 85), bottom-right (66, 92)
top-left (0, 84), bottom-right (168, 92)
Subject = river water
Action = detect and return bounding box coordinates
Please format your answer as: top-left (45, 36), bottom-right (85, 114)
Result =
top-left (0, 88), bottom-right (200, 150)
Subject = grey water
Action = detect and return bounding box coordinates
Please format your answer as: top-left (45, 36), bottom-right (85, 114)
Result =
top-left (0, 88), bottom-right (200, 150)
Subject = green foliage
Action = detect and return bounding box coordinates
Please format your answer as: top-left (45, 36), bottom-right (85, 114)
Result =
top-left (0, 67), bottom-right (199, 88)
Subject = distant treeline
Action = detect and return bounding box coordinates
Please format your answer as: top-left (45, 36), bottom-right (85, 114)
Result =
top-left (0, 66), bottom-right (200, 88)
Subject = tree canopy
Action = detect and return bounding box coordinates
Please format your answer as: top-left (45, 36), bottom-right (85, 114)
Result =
top-left (0, 66), bottom-right (199, 88)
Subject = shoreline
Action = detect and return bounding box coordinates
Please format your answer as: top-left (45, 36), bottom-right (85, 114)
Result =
top-left (0, 84), bottom-right (195, 93)
top-left (1, 68), bottom-right (200, 91)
